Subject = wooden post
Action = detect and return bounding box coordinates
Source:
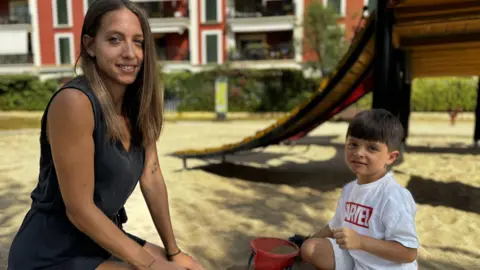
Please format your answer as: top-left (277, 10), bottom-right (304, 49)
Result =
top-left (372, 0), bottom-right (395, 112)
top-left (474, 78), bottom-right (480, 146)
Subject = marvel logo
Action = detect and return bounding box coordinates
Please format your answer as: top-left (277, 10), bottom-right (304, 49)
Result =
top-left (344, 202), bottom-right (373, 228)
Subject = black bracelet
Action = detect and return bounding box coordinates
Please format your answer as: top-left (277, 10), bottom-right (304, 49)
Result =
top-left (166, 249), bottom-right (182, 260)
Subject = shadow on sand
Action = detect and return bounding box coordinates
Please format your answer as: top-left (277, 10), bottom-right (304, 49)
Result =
top-left (195, 139), bottom-right (355, 193)
top-left (287, 135), bottom-right (480, 155)
top-left (182, 135), bottom-right (478, 269)
top-left (0, 178), bottom-right (32, 270)
top-left (406, 175), bottom-right (480, 215)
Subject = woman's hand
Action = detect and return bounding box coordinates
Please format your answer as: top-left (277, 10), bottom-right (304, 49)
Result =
top-left (171, 252), bottom-right (205, 270)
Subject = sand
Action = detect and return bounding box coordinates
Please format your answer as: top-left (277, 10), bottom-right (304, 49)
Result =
top-left (0, 115), bottom-right (479, 269)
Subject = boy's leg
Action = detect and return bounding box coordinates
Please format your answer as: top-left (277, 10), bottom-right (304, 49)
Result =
top-left (300, 237), bottom-right (354, 270)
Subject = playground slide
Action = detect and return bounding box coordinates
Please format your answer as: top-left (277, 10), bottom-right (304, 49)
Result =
top-left (172, 14), bottom-right (376, 160)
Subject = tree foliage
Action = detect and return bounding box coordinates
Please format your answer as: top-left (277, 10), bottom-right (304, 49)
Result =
top-left (303, 0), bottom-right (348, 75)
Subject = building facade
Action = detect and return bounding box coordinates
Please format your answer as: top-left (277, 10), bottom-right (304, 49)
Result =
top-left (0, 0), bottom-right (369, 78)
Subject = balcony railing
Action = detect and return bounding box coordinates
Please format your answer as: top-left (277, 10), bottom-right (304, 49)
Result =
top-left (135, 2), bottom-right (189, 19)
top-left (0, 53), bottom-right (33, 65)
top-left (0, 12), bottom-right (30, 24)
top-left (156, 47), bottom-right (190, 62)
top-left (228, 1), bottom-right (295, 18)
top-left (228, 42), bottom-right (295, 61)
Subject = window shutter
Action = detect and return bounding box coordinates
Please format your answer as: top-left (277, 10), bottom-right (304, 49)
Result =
top-left (206, 35), bottom-right (218, 63)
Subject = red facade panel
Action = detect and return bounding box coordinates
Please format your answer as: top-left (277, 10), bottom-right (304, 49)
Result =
top-left (37, 0), bottom-right (55, 65)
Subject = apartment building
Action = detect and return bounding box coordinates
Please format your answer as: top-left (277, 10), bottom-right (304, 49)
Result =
top-left (0, 0), bottom-right (369, 78)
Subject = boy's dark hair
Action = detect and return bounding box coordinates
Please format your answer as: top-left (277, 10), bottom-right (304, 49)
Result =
top-left (346, 109), bottom-right (404, 150)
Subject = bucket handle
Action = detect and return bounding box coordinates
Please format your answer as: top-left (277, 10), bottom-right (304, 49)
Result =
top-left (247, 250), bottom-right (293, 270)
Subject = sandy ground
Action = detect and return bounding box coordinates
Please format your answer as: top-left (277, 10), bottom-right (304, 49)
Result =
top-left (0, 117), bottom-right (479, 269)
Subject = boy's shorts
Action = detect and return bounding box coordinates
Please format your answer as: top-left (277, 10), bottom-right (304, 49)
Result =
top-left (327, 237), bottom-right (355, 270)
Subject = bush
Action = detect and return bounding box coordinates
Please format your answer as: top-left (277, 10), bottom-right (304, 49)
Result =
top-left (160, 68), bottom-right (321, 112)
top-left (352, 77), bottom-right (478, 112)
top-left (0, 75), bottom-right (59, 111)
top-left (1, 72), bottom-right (478, 113)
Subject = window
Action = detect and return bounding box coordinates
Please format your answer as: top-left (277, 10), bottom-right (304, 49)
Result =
top-left (202, 0), bottom-right (221, 22)
top-left (324, 0), bottom-right (345, 16)
top-left (206, 35), bottom-right (218, 63)
top-left (202, 30), bottom-right (222, 64)
top-left (327, 0), bottom-right (341, 14)
top-left (206, 0), bottom-right (217, 21)
top-left (55, 33), bottom-right (74, 65)
top-left (53, 0), bottom-right (72, 27)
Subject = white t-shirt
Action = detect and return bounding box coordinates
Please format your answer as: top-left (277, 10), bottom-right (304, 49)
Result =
top-left (328, 172), bottom-right (419, 270)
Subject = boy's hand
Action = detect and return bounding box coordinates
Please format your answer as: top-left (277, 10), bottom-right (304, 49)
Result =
top-left (332, 227), bottom-right (363, 250)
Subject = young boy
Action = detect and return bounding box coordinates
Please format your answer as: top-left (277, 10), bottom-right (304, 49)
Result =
top-left (301, 109), bottom-right (419, 269)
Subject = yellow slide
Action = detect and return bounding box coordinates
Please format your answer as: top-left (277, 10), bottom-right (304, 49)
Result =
top-left (172, 14), bottom-right (376, 160)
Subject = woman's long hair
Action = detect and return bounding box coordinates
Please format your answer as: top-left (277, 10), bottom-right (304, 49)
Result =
top-left (75, 0), bottom-right (163, 147)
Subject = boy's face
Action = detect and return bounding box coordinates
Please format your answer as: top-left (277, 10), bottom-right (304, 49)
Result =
top-left (344, 136), bottom-right (399, 179)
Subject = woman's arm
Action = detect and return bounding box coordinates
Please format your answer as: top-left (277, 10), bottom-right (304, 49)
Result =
top-left (140, 144), bottom-right (205, 270)
top-left (48, 89), bottom-right (155, 269)
top-left (139, 143), bottom-right (179, 255)
top-left (311, 224), bottom-right (334, 239)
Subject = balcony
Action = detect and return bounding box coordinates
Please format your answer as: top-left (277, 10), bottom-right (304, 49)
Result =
top-left (135, 1), bottom-right (189, 34)
top-left (0, 12), bottom-right (30, 25)
top-left (228, 0), bottom-right (295, 18)
top-left (227, 41), bottom-right (299, 69)
top-left (156, 47), bottom-right (190, 62)
top-left (227, 0), bottom-right (295, 32)
top-left (229, 42), bottom-right (294, 61)
top-left (0, 53), bottom-right (33, 64)
top-left (0, 53), bottom-right (34, 74)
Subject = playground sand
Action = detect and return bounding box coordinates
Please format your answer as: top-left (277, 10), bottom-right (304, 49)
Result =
top-left (0, 119), bottom-right (479, 269)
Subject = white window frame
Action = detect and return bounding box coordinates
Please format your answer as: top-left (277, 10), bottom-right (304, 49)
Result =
top-left (322, 0), bottom-right (346, 17)
top-left (83, 0), bottom-right (89, 15)
top-left (201, 30), bottom-right (223, 65)
top-left (52, 0), bottom-right (73, 28)
top-left (54, 32), bottom-right (75, 65)
top-left (201, 0), bottom-right (223, 23)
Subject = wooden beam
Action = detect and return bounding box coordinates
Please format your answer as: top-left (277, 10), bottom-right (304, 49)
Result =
top-left (412, 64), bottom-right (480, 78)
top-left (395, 18), bottom-right (480, 36)
top-left (399, 33), bottom-right (480, 49)
top-left (395, 1), bottom-right (480, 21)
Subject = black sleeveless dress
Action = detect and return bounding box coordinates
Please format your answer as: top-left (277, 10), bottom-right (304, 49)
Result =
top-left (8, 76), bottom-right (147, 269)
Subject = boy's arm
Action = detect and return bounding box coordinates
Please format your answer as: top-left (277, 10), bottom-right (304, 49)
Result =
top-left (311, 224), bottom-right (334, 239)
top-left (332, 228), bottom-right (417, 263)
top-left (359, 235), bottom-right (417, 263)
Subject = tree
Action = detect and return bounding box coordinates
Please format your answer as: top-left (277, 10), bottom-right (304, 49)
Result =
top-left (302, 0), bottom-right (348, 76)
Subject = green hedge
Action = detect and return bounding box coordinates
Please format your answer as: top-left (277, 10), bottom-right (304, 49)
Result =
top-left (0, 75), bottom-right (58, 111)
top-left (0, 72), bottom-right (478, 113)
top-left (161, 68), bottom-right (321, 112)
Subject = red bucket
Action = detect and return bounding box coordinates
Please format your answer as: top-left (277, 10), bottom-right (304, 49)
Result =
top-left (248, 237), bottom-right (300, 270)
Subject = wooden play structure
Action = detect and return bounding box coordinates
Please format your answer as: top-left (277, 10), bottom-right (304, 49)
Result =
top-left (172, 0), bottom-right (480, 165)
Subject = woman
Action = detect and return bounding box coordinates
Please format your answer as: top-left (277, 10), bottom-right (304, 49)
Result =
top-left (8, 0), bottom-right (204, 269)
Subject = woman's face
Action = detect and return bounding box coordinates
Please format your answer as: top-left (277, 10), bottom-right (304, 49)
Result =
top-left (88, 8), bottom-right (144, 88)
